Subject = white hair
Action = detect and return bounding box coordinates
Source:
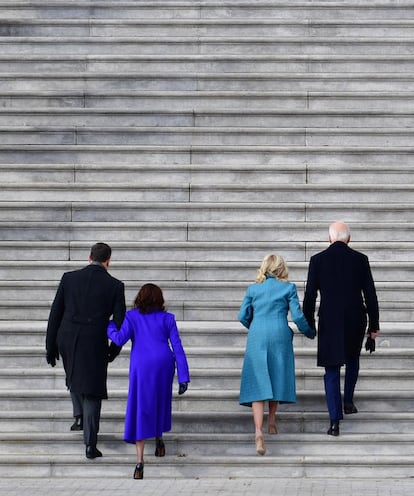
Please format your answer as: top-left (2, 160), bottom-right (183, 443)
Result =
top-left (329, 222), bottom-right (351, 242)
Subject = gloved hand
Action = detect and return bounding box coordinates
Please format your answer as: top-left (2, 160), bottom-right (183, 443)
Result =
top-left (178, 382), bottom-right (188, 395)
top-left (107, 342), bottom-right (122, 363)
top-left (46, 347), bottom-right (59, 367)
top-left (306, 328), bottom-right (316, 340)
top-left (365, 335), bottom-right (376, 354)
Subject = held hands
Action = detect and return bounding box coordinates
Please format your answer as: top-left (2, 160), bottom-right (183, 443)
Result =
top-left (178, 382), bottom-right (188, 395)
top-left (107, 342), bottom-right (122, 363)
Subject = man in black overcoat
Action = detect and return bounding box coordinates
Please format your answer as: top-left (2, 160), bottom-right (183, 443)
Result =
top-left (303, 222), bottom-right (380, 436)
top-left (46, 243), bottom-right (126, 459)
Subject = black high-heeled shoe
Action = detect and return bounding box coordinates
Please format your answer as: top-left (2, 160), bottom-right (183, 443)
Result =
top-left (155, 437), bottom-right (165, 457)
top-left (133, 462), bottom-right (144, 479)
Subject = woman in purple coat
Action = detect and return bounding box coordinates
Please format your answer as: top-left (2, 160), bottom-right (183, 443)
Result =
top-left (107, 283), bottom-right (190, 479)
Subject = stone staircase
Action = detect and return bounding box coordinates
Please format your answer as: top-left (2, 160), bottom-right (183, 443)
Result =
top-left (0, 0), bottom-right (414, 479)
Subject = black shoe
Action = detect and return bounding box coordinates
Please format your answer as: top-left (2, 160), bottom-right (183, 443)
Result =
top-left (70, 416), bottom-right (83, 431)
top-left (344, 402), bottom-right (358, 414)
top-left (86, 446), bottom-right (103, 459)
top-left (155, 437), bottom-right (165, 457)
top-left (133, 463), bottom-right (144, 479)
top-left (327, 422), bottom-right (340, 436)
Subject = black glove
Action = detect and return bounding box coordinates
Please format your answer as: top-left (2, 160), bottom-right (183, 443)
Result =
top-left (365, 335), bottom-right (376, 354)
top-left (178, 382), bottom-right (188, 395)
top-left (107, 342), bottom-right (122, 363)
top-left (46, 347), bottom-right (59, 367)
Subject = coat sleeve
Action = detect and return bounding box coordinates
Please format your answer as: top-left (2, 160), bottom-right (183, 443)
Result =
top-left (288, 284), bottom-right (316, 338)
top-left (303, 256), bottom-right (318, 331)
top-left (167, 315), bottom-right (190, 384)
top-left (112, 281), bottom-right (126, 329)
top-left (107, 311), bottom-right (133, 347)
top-left (362, 256), bottom-right (380, 332)
top-left (238, 287), bottom-right (254, 329)
top-left (45, 274), bottom-right (66, 354)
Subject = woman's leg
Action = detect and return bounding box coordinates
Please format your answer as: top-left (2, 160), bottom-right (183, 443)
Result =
top-left (252, 401), bottom-right (266, 455)
top-left (133, 440), bottom-right (145, 479)
top-left (136, 440), bottom-right (145, 464)
top-left (268, 400), bottom-right (279, 434)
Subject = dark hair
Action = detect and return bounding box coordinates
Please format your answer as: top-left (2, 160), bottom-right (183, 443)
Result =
top-left (90, 243), bottom-right (112, 263)
top-left (134, 283), bottom-right (165, 314)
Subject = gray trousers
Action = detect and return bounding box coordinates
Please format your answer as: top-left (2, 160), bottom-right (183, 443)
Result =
top-left (71, 392), bottom-right (102, 447)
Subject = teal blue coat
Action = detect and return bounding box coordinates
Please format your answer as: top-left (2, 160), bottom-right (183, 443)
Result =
top-left (238, 276), bottom-right (315, 406)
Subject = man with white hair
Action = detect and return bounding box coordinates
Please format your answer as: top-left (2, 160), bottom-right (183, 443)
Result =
top-left (303, 222), bottom-right (380, 436)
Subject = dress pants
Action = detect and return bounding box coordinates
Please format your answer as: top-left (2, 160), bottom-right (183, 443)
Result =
top-left (71, 392), bottom-right (102, 447)
top-left (324, 358), bottom-right (360, 422)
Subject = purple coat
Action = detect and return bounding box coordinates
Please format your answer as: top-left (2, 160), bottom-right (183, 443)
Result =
top-left (108, 309), bottom-right (190, 442)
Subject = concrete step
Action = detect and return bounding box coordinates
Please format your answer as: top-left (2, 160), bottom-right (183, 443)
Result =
top-left (2, 91), bottom-right (414, 111)
top-left (1, 259), bottom-right (414, 283)
top-left (2, 54), bottom-right (414, 74)
top-left (0, 344), bottom-right (413, 371)
top-left (2, 162), bottom-right (414, 184)
top-left (2, 18), bottom-right (414, 37)
top-left (0, 108), bottom-right (413, 127)
top-left (1, 72), bottom-right (413, 92)
top-left (6, 201), bottom-right (414, 224)
top-left (1, 220), bottom-right (414, 244)
top-left (2, 126), bottom-right (414, 148)
top-left (0, 366), bottom-right (411, 393)
top-left (0, 144), bottom-right (412, 168)
top-left (0, 387), bottom-right (412, 413)
top-left (3, 36), bottom-right (414, 57)
top-left (5, 183), bottom-right (414, 205)
top-left (0, 280), bottom-right (410, 320)
top-left (0, 410), bottom-right (413, 435)
top-left (1, 0), bottom-right (413, 21)
top-left (0, 265), bottom-right (411, 292)
top-left (1, 431), bottom-right (414, 457)
top-left (0, 320), bottom-right (411, 348)
top-left (0, 239), bottom-right (413, 263)
top-left (0, 451), bottom-right (413, 479)
top-left (1, 298), bottom-right (411, 322)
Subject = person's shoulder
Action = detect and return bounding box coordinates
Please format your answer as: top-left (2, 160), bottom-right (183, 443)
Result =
top-left (347, 245), bottom-right (369, 263)
top-left (163, 310), bottom-right (176, 320)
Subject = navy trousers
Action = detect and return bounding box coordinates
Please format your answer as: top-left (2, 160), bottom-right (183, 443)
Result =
top-left (324, 358), bottom-right (360, 422)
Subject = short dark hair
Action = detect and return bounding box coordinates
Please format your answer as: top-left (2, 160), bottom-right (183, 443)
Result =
top-left (134, 283), bottom-right (165, 314)
top-left (90, 242), bottom-right (112, 263)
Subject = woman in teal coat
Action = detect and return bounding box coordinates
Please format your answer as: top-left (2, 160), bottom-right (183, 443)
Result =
top-left (238, 254), bottom-right (315, 456)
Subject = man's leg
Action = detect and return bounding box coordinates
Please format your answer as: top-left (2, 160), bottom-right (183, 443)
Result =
top-left (344, 357), bottom-right (360, 412)
top-left (324, 365), bottom-right (344, 423)
top-left (82, 394), bottom-right (102, 457)
top-left (70, 391), bottom-right (83, 431)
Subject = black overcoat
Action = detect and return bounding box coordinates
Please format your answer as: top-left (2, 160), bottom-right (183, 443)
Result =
top-left (303, 241), bottom-right (379, 367)
top-left (46, 263), bottom-right (126, 399)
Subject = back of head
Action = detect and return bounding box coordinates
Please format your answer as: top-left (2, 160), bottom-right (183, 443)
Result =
top-left (256, 254), bottom-right (289, 283)
top-left (134, 283), bottom-right (165, 314)
top-left (90, 242), bottom-right (112, 263)
top-left (329, 222), bottom-right (351, 244)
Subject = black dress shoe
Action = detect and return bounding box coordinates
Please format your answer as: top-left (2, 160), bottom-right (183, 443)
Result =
top-left (86, 446), bottom-right (103, 459)
top-left (344, 402), bottom-right (358, 414)
top-left (70, 416), bottom-right (83, 431)
top-left (327, 422), bottom-right (340, 436)
top-left (133, 462), bottom-right (144, 479)
top-left (155, 437), bottom-right (165, 457)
